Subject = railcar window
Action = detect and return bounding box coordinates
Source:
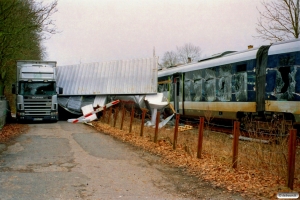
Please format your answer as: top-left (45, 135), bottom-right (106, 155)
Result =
top-left (169, 82), bottom-right (173, 101)
top-left (192, 70), bottom-right (202, 80)
top-left (162, 84), bottom-right (169, 101)
top-left (194, 79), bottom-right (203, 101)
top-left (184, 80), bottom-right (194, 101)
top-left (278, 67), bottom-right (290, 93)
top-left (236, 64), bottom-right (247, 72)
top-left (185, 71), bottom-right (194, 80)
top-left (204, 68), bottom-right (216, 101)
top-left (266, 52), bottom-right (299, 101)
top-left (190, 70), bottom-right (204, 102)
top-left (205, 68), bottom-right (216, 79)
top-left (158, 78), bottom-right (171, 101)
top-left (218, 65), bottom-right (232, 101)
top-left (234, 72), bottom-right (247, 101)
top-left (158, 84), bottom-right (164, 93)
top-left (184, 72), bottom-right (196, 101)
top-left (279, 55), bottom-right (295, 66)
top-left (274, 66), bottom-right (297, 100)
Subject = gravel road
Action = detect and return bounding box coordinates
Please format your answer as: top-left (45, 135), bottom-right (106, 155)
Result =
top-left (0, 121), bottom-right (250, 200)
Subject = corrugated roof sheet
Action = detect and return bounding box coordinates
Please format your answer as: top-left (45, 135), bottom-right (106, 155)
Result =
top-left (57, 57), bottom-right (158, 95)
top-left (58, 95), bottom-right (107, 114)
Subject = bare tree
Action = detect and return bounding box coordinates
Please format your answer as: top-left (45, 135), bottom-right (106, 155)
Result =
top-left (161, 51), bottom-right (179, 68)
top-left (177, 43), bottom-right (201, 64)
top-left (161, 43), bottom-right (202, 68)
top-left (0, 0), bottom-right (58, 96)
top-left (256, 0), bottom-right (300, 42)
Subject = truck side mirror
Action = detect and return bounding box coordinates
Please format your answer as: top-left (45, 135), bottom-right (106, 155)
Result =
top-left (58, 87), bottom-right (63, 94)
top-left (12, 84), bottom-right (16, 94)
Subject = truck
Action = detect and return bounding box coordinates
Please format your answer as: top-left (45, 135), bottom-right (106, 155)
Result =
top-left (12, 60), bottom-right (63, 122)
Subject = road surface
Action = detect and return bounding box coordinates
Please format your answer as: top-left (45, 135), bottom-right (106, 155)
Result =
top-left (0, 121), bottom-right (248, 200)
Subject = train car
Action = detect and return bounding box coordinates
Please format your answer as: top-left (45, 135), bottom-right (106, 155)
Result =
top-left (158, 39), bottom-right (300, 133)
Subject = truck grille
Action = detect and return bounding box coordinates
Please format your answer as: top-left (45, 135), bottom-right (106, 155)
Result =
top-left (24, 98), bottom-right (52, 116)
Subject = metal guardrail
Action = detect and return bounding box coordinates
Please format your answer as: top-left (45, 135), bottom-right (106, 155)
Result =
top-left (0, 96), bottom-right (7, 130)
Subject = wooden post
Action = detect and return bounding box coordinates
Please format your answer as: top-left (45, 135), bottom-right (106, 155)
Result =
top-left (103, 106), bottom-right (106, 122)
top-left (129, 104), bottom-right (135, 133)
top-left (197, 117), bottom-right (205, 159)
top-left (288, 129), bottom-right (297, 190)
top-left (120, 104), bottom-right (125, 130)
top-left (107, 107), bottom-right (112, 124)
top-left (113, 107), bottom-right (119, 127)
top-left (154, 111), bottom-right (160, 143)
top-left (232, 121), bottom-right (240, 169)
top-left (173, 114), bottom-right (180, 150)
top-left (140, 109), bottom-right (147, 137)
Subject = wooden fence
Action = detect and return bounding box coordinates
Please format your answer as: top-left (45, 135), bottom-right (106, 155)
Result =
top-left (101, 101), bottom-right (299, 190)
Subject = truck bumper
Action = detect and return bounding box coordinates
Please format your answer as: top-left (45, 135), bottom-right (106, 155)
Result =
top-left (17, 115), bottom-right (58, 122)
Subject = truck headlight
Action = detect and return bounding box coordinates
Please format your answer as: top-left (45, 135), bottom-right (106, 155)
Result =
top-left (51, 112), bottom-right (58, 116)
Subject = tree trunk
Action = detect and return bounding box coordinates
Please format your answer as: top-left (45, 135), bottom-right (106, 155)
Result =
top-left (0, 80), bottom-right (4, 96)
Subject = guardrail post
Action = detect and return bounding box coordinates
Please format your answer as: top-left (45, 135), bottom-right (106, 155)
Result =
top-left (140, 108), bottom-right (147, 137)
top-left (173, 114), bottom-right (180, 150)
top-left (232, 121), bottom-right (240, 168)
top-left (103, 106), bottom-right (106, 122)
top-left (120, 104), bottom-right (125, 130)
top-left (113, 107), bottom-right (119, 127)
top-left (197, 117), bottom-right (205, 159)
top-left (154, 111), bottom-right (160, 143)
top-left (129, 103), bottom-right (134, 133)
top-left (107, 107), bottom-right (112, 124)
top-left (288, 129), bottom-right (297, 190)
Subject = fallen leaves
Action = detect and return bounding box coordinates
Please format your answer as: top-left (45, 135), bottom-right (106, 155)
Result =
top-left (92, 120), bottom-right (300, 199)
top-left (0, 123), bottom-right (28, 143)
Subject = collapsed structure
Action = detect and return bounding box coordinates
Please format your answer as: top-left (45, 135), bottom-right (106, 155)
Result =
top-left (56, 57), bottom-right (159, 115)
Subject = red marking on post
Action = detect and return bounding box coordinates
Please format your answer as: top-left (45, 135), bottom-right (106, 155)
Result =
top-left (112, 100), bottom-right (120, 105)
top-left (84, 113), bottom-right (93, 118)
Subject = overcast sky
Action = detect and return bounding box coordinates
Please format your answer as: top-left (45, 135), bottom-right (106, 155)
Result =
top-left (43, 0), bottom-right (268, 66)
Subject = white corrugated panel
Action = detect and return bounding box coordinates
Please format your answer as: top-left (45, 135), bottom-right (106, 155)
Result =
top-left (93, 96), bottom-right (107, 107)
top-left (57, 57), bottom-right (158, 95)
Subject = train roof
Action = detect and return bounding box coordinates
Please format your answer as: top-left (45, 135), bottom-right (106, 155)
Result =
top-left (158, 47), bottom-right (260, 77)
top-left (158, 38), bottom-right (300, 77)
top-left (268, 38), bottom-right (300, 56)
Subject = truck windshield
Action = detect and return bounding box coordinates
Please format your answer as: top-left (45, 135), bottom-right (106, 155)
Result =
top-left (19, 82), bottom-right (56, 95)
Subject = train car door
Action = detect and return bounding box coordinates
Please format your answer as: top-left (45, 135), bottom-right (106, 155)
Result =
top-left (172, 73), bottom-right (183, 114)
top-left (256, 45), bottom-right (270, 112)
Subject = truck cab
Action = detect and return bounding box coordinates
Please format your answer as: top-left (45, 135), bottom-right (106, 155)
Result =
top-left (12, 60), bottom-right (63, 122)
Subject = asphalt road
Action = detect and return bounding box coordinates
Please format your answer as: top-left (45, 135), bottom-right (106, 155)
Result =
top-left (0, 121), bottom-right (248, 200)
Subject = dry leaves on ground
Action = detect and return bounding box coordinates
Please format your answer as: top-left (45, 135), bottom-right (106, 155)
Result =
top-left (92, 121), bottom-right (299, 200)
top-left (0, 123), bottom-right (28, 143)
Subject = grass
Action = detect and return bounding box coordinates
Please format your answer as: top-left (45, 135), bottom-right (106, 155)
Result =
top-left (95, 105), bottom-right (300, 198)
